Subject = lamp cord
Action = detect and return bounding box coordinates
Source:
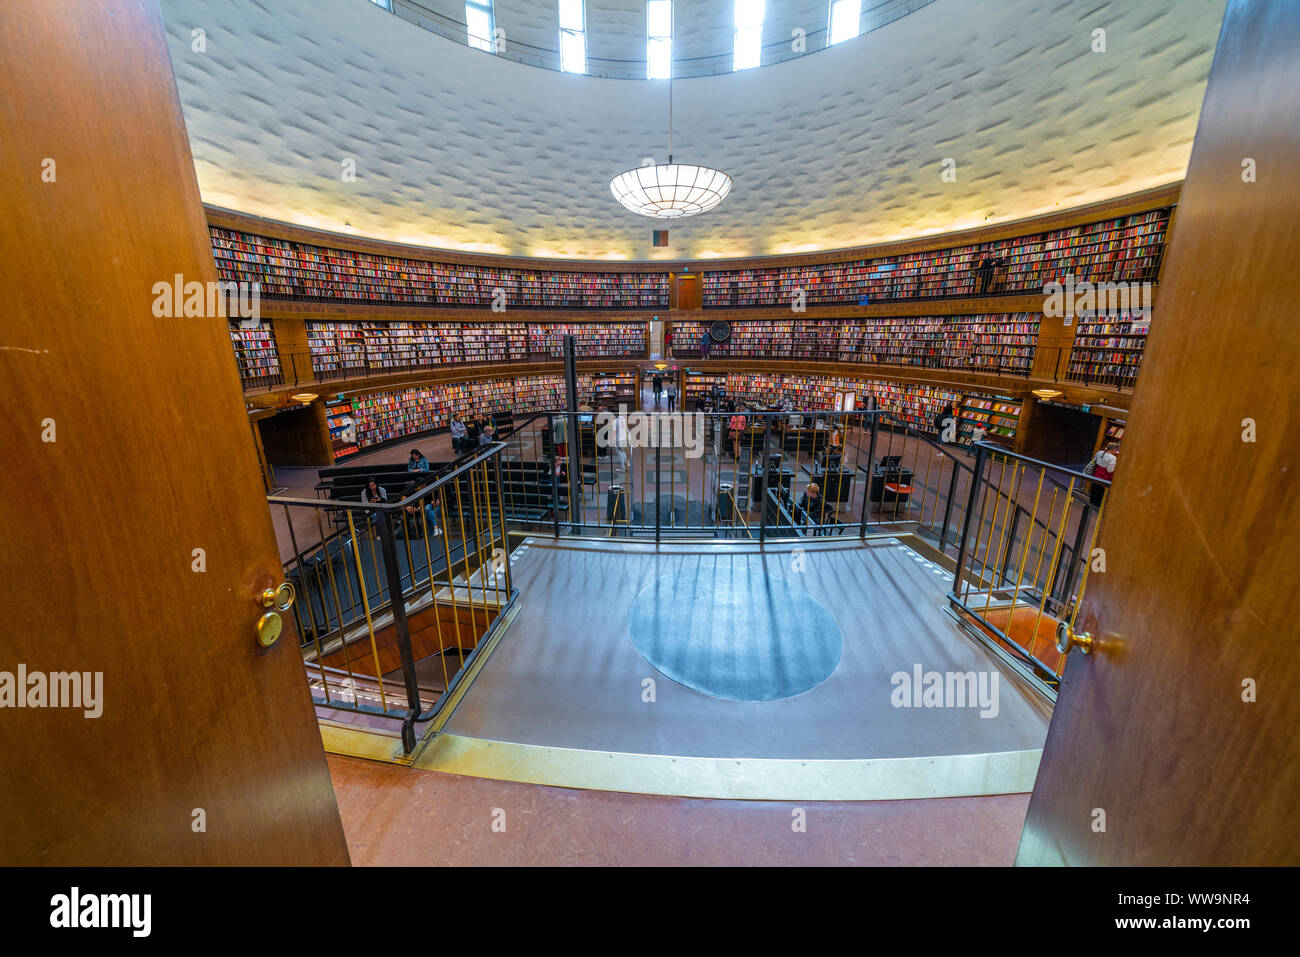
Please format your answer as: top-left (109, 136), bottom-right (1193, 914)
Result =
top-left (668, 74), bottom-right (673, 164)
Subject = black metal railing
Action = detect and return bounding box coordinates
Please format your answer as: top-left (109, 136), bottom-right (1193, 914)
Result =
top-left (432, 404), bottom-right (984, 544)
top-left (270, 443), bottom-right (517, 753)
top-left (947, 443), bottom-right (1110, 692)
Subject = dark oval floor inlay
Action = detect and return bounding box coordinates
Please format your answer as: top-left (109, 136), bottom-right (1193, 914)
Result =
top-left (627, 563), bottom-right (843, 701)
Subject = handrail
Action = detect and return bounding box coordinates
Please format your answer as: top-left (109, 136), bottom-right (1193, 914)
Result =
top-left (268, 442), bottom-right (509, 511)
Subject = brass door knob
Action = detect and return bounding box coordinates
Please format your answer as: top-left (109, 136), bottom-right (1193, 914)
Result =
top-left (261, 581), bottom-right (296, 612)
top-left (256, 611), bottom-right (284, 648)
top-left (1055, 619), bottom-right (1094, 656)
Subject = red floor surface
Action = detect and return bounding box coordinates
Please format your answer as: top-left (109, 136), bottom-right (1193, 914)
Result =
top-left (328, 755), bottom-right (1030, 866)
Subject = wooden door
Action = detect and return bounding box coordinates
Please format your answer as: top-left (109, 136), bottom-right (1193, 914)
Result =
top-left (0, 0), bottom-right (349, 864)
top-left (1017, 0), bottom-right (1300, 865)
top-left (676, 274), bottom-right (702, 310)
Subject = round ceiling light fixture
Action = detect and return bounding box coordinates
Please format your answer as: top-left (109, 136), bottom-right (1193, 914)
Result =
top-left (611, 76), bottom-right (731, 219)
top-left (610, 159), bottom-right (732, 219)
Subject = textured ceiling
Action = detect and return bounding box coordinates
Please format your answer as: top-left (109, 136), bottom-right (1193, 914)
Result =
top-left (161, 0), bottom-right (1225, 260)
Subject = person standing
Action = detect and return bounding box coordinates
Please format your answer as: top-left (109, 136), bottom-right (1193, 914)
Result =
top-left (666, 379), bottom-right (677, 412)
top-left (1086, 442), bottom-right (1119, 507)
top-left (728, 404), bottom-right (748, 460)
top-left (975, 251), bottom-right (996, 295)
top-left (699, 330), bottom-right (711, 358)
top-left (664, 328), bottom-right (673, 356)
top-left (449, 416), bottom-right (468, 453)
top-left (652, 373), bottom-right (663, 407)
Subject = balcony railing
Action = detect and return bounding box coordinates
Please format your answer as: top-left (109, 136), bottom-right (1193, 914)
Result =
top-left (269, 443), bottom-right (517, 753)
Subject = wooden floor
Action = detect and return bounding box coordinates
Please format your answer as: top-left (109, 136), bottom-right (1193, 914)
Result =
top-left (328, 754), bottom-right (1032, 866)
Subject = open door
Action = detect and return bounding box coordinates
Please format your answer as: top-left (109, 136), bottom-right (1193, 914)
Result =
top-left (0, 0), bottom-right (349, 864)
top-left (1017, 0), bottom-right (1300, 865)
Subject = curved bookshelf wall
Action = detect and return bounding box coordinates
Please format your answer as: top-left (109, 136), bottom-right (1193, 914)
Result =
top-left (223, 186), bottom-right (1175, 456)
top-left (701, 210), bottom-right (1169, 308)
top-left (328, 367), bottom-right (1027, 463)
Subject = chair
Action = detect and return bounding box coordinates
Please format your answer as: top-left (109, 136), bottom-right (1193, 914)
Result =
top-left (581, 463), bottom-right (599, 501)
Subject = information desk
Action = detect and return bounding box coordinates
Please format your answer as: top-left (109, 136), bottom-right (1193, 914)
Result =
top-left (869, 465), bottom-right (915, 510)
top-left (749, 466), bottom-right (795, 502)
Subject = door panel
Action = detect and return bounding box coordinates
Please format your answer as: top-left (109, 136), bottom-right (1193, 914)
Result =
top-left (0, 0), bottom-right (349, 864)
top-left (1017, 0), bottom-right (1300, 865)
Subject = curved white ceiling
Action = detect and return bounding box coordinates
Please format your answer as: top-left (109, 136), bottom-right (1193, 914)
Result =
top-left (161, 0), bottom-right (1225, 260)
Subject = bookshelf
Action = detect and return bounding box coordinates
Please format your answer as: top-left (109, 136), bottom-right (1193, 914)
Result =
top-left (674, 314), bottom-right (1037, 375)
top-left (1066, 311), bottom-right (1151, 389)
top-left (324, 399), bottom-right (359, 461)
top-left (303, 320), bottom-right (647, 379)
top-left (873, 383), bottom-right (966, 436)
top-left (528, 322), bottom-right (648, 358)
top-left (938, 315), bottom-right (1038, 375)
top-left (345, 374), bottom-right (570, 453)
top-left (211, 227), bottom-right (670, 309)
top-left (685, 372), bottom-right (727, 402)
top-left (959, 397), bottom-right (1023, 446)
top-left (702, 209), bottom-right (1170, 307)
top-left (228, 322), bottom-right (282, 389)
top-left (580, 372), bottom-right (637, 405)
top-left (306, 322), bottom-right (368, 379)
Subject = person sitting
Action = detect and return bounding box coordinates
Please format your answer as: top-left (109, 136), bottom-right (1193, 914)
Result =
top-left (407, 448), bottom-right (429, 472)
top-left (400, 485), bottom-right (442, 539)
top-left (362, 477), bottom-right (387, 505)
top-left (360, 477), bottom-right (388, 531)
top-left (798, 483), bottom-right (834, 535)
top-left (478, 423), bottom-right (496, 446)
top-left (449, 417), bottom-right (468, 453)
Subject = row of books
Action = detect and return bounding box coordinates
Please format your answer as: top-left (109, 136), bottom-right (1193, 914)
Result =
top-left (211, 228), bottom-right (669, 309)
top-left (344, 375), bottom-right (568, 455)
top-left (712, 373), bottom-right (1018, 445)
top-left (337, 372), bottom-right (646, 457)
top-left (1066, 313), bottom-right (1151, 388)
top-left (961, 398), bottom-right (1024, 441)
top-left (228, 323), bottom-right (282, 387)
top-left (324, 399), bottom-right (359, 460)
top-left (702, 210), bottom-right (1170, 307)
top-left (305, 320), bottom-right (648, 374)
top-left (676, 315), bottom-right (1039, 373)
top-left (684, 373), bottom-right (727, 398)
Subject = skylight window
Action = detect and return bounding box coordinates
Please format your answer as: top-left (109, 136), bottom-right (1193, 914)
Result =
top-left (733, 0), bottom-right (765, 71)
top-left (647, 0), bottom-right (673, 79)
top-left (466, 0), bottom-right (493, 52)
top-left (559, 0), bottom-right (588, 74)
top-left (828, 0), bottom-right (861, 46)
